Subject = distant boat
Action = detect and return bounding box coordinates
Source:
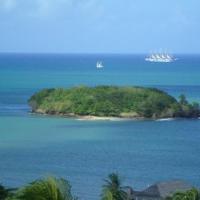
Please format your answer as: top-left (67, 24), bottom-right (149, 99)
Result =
top-left (96, 61), bottom-right (104, 69)
top-left (145, 52), bottom-right (177, 63)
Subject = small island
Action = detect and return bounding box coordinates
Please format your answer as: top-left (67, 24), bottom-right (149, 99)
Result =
top-left (28, 86), bottom-right (200, 119)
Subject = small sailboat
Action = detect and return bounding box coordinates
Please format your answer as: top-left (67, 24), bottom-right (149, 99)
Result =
top-left (96, 61), bottom-right (104, 69)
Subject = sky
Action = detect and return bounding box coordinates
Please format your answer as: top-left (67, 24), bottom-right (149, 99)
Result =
top-left (0, 0), bottom-right (200, 54)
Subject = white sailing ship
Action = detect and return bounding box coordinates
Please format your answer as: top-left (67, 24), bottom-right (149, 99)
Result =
top-left (145, 52), bottom-right (177, 63)
top-left (96, 61), bottom-right (104, 68)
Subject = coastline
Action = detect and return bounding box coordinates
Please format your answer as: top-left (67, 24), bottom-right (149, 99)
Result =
top-left (30, 110), bottom-right (145, 121)
top-left (75, 115), bottom-right (137, 121)
top-left (30, 110), bottom-right (183, 121)
top-left (30, 111), bottom-right (200, 121)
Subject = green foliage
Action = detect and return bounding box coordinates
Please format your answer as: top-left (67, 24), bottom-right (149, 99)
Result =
top-left (10, 176), bottom-right (77, 200)
top-left (0, 184), bottom-right (15, 200)
top-left (101, 173), bottom-right (128, 200)
top-left (28, 86), bottom-right (200, 118)
top-left (166, 188), bottom-right (199, 200)
top-left (2, 175), bottom-right (200, 200)
top-left (29, 89), bottom-right (55, 111)
top-left (179, 94), bottom-right (188, 105)
top-left (0, 184), bottom-right (9, 200)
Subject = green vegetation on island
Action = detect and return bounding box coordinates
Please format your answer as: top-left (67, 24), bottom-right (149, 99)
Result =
top-left (28, 86), bottom-right (200, 119)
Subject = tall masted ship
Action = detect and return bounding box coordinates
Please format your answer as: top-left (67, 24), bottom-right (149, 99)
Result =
top-left (145, 52), bottom-right (177, 63)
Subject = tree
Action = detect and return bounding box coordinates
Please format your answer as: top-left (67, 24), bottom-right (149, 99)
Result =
top-left (191, 102), bottom-right (200, 117)
top-left (101, 173), bottom-right (128, 200)
top-left (166, 188), bottom-right (199, 200)
top-left (0, 184), bottom-right (9, 200)
top-left (0, 184), bottom-right (15, 200)
top-left (179, 94), bottom-right (188, 105)
top-left (11, 176), bottom-right (77, 200)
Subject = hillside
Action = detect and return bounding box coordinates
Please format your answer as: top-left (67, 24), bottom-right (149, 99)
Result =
top-left (28, 86), bottom-right (200, 119)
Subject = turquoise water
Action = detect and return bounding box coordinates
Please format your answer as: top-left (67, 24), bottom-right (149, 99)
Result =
top-left (0, 53), bottom-right (200, 199)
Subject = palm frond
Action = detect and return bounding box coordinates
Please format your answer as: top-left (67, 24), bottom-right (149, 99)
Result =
top-left (11, 176), bottom-right (77, 200)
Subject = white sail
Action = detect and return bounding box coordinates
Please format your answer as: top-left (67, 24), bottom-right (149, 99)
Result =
top-left (152, 55), bottom-right (156, 59)
top-left (156, 54), bottom-right (161, 59)
top-left (161, 54), bottom-right (166, 59)
top-left (96, 61), bottom-right (104, 68)
top-left (145, 51), bottom-right (176, 63)
top-left (166, 54), bottom-right (171, 59)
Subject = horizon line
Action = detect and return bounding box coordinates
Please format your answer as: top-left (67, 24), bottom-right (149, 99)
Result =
top-left (0, 52), bottom-right (200, 56)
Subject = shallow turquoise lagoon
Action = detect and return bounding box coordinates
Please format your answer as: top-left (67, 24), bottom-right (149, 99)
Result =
top-left (1, 115), bottom-right (200, 199)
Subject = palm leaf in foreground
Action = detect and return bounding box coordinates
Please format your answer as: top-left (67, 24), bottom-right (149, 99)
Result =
top-left (101, 173), bottom-right (128, 200)
top-left (12, 176), bottom-right (77, 200)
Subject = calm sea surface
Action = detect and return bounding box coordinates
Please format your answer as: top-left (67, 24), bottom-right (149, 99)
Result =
top-left (0, 53), bottom-right (200, 199)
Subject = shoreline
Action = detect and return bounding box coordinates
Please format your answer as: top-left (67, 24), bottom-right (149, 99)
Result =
top-left (30, 111), bottom-right (183, 121)
top-left (75, 115), bottom-right (139, 121)
top-left (30, 110), bottom-right (146, 121)
top-left (29, 112), bottom-right (200, 122)
top-left (30, 109), bottom-right (200, 121)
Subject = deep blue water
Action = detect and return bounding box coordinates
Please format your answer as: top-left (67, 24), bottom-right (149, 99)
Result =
top-left (0, 53), bottom-right (200, 199)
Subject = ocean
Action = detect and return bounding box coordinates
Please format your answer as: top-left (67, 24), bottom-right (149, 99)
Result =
top-left (0, 53), bottom-right (200, 199)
